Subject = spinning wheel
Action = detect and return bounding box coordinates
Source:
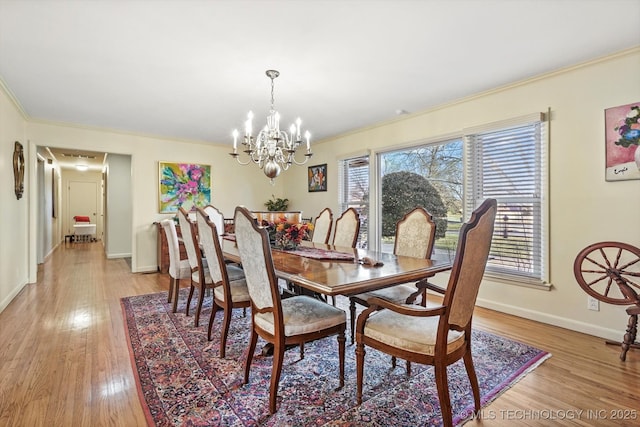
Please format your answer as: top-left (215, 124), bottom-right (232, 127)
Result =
top-left (574, 241), bottom-right (640, 361)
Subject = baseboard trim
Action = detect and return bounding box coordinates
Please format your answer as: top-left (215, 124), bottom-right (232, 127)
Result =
top-left (476, 298), bottom-right (623, 342)
top-left (135, 265), bottom-right (159, 274)
top-left (106, 252), bottom-right (132, 259)
top-left (0, 281), bottom-right (26, 314)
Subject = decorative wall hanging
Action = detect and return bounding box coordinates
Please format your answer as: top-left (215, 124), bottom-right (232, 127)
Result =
top-left (605, 102), bottom-right (640, 181)
top-left (308, 163), bottom-right (327, 192)
top-left (13, 141), bottom-right (25, 199)
top-left (52, 169), bottom-right (58, 217)
top-left (158, 162), bottom-right (211, 213)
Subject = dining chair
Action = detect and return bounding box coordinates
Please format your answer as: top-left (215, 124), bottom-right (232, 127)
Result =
top-left (160, 219), bottom-right (192, 313)
top-left (177, 207), bottom-right (213, 327)
top-left (195, 208), bottom-right (249, 358)
top-left (348, 206), bottom-right (436, 344)
top-left (355, 198), bottom-right (497, 427)
top-left (332, 207), bottom-right (360, 248)
top-left (311, 207), bottom-right (333, 244)
top-left (203, 204), bottom-right (225, 240)
top-left (234, 206), bottom-right (347, 414)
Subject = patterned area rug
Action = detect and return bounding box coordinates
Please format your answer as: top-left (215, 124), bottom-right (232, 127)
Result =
top-left (122, 290), bottom-right (551, 426)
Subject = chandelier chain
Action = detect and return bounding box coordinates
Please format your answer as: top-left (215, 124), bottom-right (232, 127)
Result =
top-left (270, 76), bottom-right (275, 111)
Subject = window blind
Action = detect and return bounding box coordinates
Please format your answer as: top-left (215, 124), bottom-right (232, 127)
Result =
top-left (338, 155), bottom-right (370, 248)
top-left (464, 118), bottom-right (547, 284)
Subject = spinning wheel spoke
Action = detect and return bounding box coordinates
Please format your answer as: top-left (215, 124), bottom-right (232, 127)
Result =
top-left (598, 248), bottom-right (615, 269)
top-left (584, 274), bottom-right (608, 287)
top-left (584, 255), bottom-right (610, 271)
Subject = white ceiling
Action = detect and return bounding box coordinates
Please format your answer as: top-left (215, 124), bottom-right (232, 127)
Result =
top-left (1, 0), bottom-right (639, 161)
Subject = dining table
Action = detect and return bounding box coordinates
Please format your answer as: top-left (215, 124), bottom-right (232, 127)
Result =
top-left (222, 236), bottom-right (452, 297)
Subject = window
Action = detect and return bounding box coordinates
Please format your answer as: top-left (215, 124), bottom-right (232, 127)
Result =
top-left (464, 115), bottom-right (547, 284)
top-left (338, 155), bottom-right (369, 248)
top-left (352, 113), bottom-right (548, 285)
top-left (378, 139), bottom-right (463, 261)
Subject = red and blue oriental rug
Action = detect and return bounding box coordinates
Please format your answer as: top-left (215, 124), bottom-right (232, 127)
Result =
top-left (122, 290), bottom-right (550, 426)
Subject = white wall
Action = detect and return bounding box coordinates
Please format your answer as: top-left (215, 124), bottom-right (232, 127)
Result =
top-left (105, 153), bottom-right (132, 258)
top-left (285, 48), bottom-right (640, 341)
top-left (0, 82), bottom-right (28, 313)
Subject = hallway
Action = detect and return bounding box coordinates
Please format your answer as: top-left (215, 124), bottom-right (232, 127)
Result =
top-left (0, 243), bottom-right (166, 426)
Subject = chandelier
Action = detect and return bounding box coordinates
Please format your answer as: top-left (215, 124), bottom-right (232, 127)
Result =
top-left (230, 69), bottom-right (312, 183)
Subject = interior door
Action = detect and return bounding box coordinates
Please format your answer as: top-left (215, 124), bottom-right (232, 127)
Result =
top-left (68, 181), bottom-right (98, 235)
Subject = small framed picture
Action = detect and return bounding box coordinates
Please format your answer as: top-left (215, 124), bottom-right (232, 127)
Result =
top-left (308, 164), bottom-right (327, 192)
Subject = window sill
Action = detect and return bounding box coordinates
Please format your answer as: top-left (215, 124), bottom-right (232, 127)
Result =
top-left (483, 272), bottom-right (552, 291)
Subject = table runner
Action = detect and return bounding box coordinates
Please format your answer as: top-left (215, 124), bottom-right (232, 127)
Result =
top-left (273, 245), bottom-right (355, 261)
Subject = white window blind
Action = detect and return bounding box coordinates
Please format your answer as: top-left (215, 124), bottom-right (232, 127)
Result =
top-left (464, 116), bottom-right (547, 284)
top-left (338, 155), bottom-right (370, 248)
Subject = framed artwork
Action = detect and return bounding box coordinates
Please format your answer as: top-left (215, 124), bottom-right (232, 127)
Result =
top-left (308, 163), bottom-right (327, 192)
top-left (13, 141), bottom-right (25, 200)
top-left (52, 169), bottom-right (58, 218)
top-left (605, 102), bottom-right (640, 181)
top-left (158, 162), bottom-right (211, 213)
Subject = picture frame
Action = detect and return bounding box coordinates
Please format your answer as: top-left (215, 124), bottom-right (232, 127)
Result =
top-left (13, 141), bottom-right (25, 200)
top-left (158, 162), bottom-right (211, 213)
top-left (605, 102), bottom-right (640, 181)
top-left (52, 169), bottom-right (58, 218)
top-left (308, 163), bottom-right (327, 192)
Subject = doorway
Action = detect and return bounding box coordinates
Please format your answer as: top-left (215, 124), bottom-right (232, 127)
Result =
top-left (68, 180), bottom-right (99, 237)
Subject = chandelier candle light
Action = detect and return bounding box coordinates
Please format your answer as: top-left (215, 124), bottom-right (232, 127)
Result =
top-left (230, 70), bottom-right (312, 183)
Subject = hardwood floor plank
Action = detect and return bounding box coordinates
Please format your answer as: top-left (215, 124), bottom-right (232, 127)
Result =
top-left (0, 242), bottom-right (638, 426)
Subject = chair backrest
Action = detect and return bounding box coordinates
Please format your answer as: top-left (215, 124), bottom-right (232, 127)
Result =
top-left (332, 208), bottom-right (360, 248)
top-left (160, 219), bottom-right (181, 278)
top-left (394, 207), bottom-right (436, 259)
top-left (311, 208), bottom-right (333, 244)
top-left (177, 207), bottom-right (201, 272)
top-left (195, 208), bottom-right (227, 287)
top-left (234, 206), bottom-right (282, 317)
top-left (203, 204), bottom-right (225, 239)
top-left (74, 215), bottom-right (91, 223)
top-left (443, 199), bottom-right (497, 330)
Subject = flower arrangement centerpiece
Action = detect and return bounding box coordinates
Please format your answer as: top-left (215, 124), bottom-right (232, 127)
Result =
top-left (263, 217), bottom-right (313, 250)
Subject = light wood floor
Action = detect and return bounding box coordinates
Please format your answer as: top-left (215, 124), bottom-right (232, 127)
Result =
top-left (0, 243), bottom-right (638, 426)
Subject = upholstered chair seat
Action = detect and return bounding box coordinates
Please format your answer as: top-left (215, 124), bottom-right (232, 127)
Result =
top-left (213, 277), bottom-right (250, 303)
top-left (363, 305), bottom-right (465, 355)
top-left (254, 295), bottom-right (347, 336)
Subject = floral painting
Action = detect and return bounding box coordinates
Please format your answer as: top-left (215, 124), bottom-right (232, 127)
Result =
top-left (159, 162), bottom-right (211, 213)
top-left (605, 102), bottom-right (640, 181)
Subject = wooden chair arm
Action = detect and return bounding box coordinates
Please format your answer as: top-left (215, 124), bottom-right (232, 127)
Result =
top-left (367, 296), bottom-right (446, 317)
top-left (415, 278), bottom-right (446, 294)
